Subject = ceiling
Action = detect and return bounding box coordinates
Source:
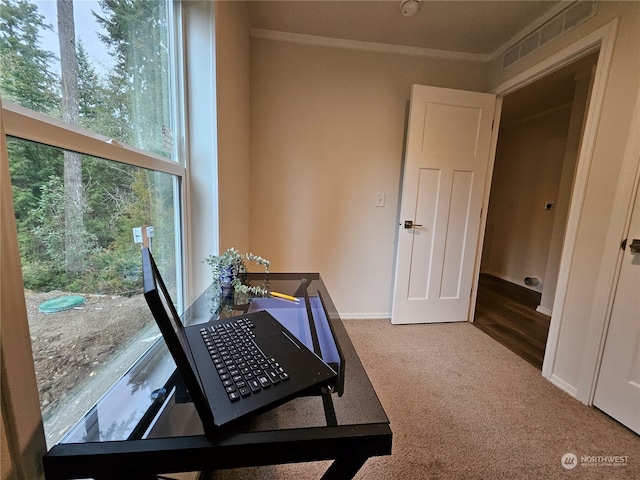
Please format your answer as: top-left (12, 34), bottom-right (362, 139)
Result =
top-left (246, 1), bottom-right (599, 124)
top-left (246, 1), bottom-right (565, 56)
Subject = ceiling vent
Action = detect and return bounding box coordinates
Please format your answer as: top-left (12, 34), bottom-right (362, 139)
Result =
top-left (502, 1), bottom-right (597, 70)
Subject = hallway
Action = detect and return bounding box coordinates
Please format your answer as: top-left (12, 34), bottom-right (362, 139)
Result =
top-left (473, 274), bottom-right (551, 369)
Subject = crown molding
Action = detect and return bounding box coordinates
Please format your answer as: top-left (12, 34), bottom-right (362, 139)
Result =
top-left (250, 2), bottom-right (581, 65)
top-left (250, 28), bottom-right (490, 63)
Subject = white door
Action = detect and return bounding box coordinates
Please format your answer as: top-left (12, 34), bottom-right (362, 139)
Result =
top-left (593, 187), bottom-right (640, 434)
top-left (392, 85), bottom-right (496, 324)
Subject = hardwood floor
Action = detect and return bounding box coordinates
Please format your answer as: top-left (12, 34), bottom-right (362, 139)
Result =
top-left (473, 274), bottom-right (551, 369)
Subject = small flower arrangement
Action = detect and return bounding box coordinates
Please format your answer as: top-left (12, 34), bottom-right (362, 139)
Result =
top-left (203, 247), bottom-right (270, 296)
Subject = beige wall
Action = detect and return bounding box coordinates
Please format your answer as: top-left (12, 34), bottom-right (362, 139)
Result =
top-left (244, 1), bottom-right (640, 399)
top-left (103, 0), bottom-right (640, 427)
top-left (557, 3), bottom-right (639, 396)
top-left (2, 2), bottom-right (639, 475)
top-left (482, 106), bottom-right (572, 291)
top-left (249, 39), bottom-right (488, 316)
top-left (539, 70), bottom-right (593, 315)
top-left (216, 1), bottom-right (252, 254)
top-left (486, 1), bottom-right (640, 396)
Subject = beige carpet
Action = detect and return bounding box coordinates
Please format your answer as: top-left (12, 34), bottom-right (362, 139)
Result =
top-left (208, 320), bottom-right (640, 479)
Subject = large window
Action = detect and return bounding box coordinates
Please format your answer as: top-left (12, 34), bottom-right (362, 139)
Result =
top-left (1, 0), bottom-right (180, 159)
top-left (1, 0), bottom-right (185, 447)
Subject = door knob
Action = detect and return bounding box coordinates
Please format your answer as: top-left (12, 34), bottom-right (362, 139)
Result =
top-left (403, 220), bottom-right (423, 229)
top-left (630, 239), bottom-right (640, 254)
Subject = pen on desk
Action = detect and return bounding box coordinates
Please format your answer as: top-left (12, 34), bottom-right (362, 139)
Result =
top-left (270, 291), bottom-right (300, 302)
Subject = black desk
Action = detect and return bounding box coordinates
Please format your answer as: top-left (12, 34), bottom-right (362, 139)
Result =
top-left (43, 273), bottom-right (392, 479)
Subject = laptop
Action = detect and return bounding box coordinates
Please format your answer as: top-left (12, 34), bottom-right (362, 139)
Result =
top-left (141, 247), bottom-right (337, 436)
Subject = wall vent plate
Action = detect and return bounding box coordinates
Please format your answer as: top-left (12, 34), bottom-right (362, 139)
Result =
top-left (502, 1), bottom-right (597, 70)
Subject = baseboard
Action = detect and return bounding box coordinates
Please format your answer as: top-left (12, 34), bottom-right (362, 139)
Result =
top-left (481, 270), bottom-right (543, 293)
top-left (536, 305), bottom-right (552, 317)
top-left (339, 313), bottom-right (391, 320)
top-left (550, 374), bottom-right (578, 398)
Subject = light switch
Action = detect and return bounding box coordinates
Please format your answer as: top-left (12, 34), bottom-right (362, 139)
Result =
top-left (376, 192), bottom-right (385, 207)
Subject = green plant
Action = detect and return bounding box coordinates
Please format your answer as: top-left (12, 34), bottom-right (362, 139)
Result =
top-left (203, 248), bottom-right (270, 296)
top-left (21, 260), bottom-right (67, 292)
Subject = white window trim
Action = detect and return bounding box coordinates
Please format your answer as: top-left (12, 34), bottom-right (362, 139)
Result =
top-left (183, 0), bottom-right (219, 304)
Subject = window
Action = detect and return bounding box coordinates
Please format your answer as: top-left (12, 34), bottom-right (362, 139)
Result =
top-left (1, 0), bottom-right (185, 447)
top-left (2, 0), bottom-right (181, 160)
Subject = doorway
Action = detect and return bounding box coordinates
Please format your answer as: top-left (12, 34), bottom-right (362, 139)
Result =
top-left (473, 52), bottom-right (599, 369)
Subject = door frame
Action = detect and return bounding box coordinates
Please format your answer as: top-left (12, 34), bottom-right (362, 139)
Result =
top-left (470, 20), bottom-right (619, 404)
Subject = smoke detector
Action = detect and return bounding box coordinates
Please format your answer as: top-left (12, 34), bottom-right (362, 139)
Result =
top-left (400, 0), bottom-right (420, 17)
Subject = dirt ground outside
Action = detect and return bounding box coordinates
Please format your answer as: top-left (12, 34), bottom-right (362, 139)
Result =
top-left (25, 289), bottom-right (156, 444)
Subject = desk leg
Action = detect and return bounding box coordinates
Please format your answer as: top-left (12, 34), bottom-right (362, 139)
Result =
top-left (322, 392), bottom-right (337, 427)
top-left (321, 451), bottom-right (369, 480)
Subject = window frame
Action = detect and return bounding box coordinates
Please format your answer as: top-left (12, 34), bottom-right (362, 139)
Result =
top-left (0, 0), bottom-right (196, 454)
top-left (2, 101), bottom-right (189, 442)
top-left (3, 101), bottom-right (185, 178)
top-left (1, 96), bottom-right (48, 480)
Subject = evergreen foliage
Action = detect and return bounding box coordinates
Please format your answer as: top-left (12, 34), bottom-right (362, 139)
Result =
top-left (0, 0), bottom-right (59, 111)
top-left (1, 0), bottom-right (176, 295)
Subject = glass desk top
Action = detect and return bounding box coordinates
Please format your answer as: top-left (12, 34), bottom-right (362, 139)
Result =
top-left (155, 272), bottom-right (388, 435)
top-left (44, 273), bottom-right (391, 480)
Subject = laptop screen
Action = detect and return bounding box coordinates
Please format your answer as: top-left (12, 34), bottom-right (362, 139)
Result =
top-left (141, 247), bottom-right (216, 433)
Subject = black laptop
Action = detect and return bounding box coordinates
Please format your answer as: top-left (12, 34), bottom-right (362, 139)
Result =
top-left (141, 247), bottom-right (337, 436)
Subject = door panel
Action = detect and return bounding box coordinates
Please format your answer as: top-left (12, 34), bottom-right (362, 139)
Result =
top-left (392, 85), bottom-right (496, 324)
top-left (593, 188), bottom-right (640, 434)
top-left (441, 170), bottom-right (474, 299)
top-left (407, 168), bottom-right (439, 300)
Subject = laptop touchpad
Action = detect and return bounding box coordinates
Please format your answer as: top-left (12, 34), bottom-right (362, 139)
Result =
top-left (265, 332), bottom-right (302, 355)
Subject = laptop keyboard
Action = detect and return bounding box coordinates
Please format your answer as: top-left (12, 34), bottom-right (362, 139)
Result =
top-left (200, 317), bottom-right (290, 402)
